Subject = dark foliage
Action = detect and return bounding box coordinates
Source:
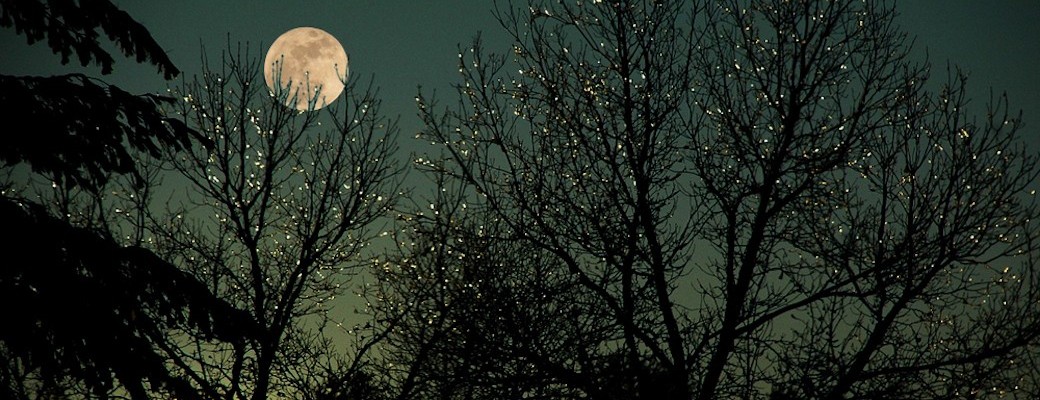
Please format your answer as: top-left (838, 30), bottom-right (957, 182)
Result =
top-left (0, 0), bottom-right (178, 78)
top-left (312, 370), bottom-right (388, 400)
top-left (0, 0), bottom-right (238, 398)
top-left (0, 73), bottom-right (204, 190)
top-left (0, 197), bottom-right (256, 399)
top-left (0, 0), bottom-right (205, 190)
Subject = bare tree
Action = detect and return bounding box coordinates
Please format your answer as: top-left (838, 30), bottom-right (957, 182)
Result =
top-left (370, 171), bottom-right (600, 400)
top-left (372, 1), bottom-right (1040, 399)
top-left (690, 2), bottom-right (1040, 398)
top-left (145, 45), bottom-right (402, 400)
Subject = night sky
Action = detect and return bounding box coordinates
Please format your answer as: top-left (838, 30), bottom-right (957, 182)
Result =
top-left (2, 1), bottom-right (1038, 157)
top-left (3, 2), bottom-right (1040, 396)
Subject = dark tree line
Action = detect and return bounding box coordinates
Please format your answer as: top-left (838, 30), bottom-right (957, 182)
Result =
top-left (3, 0), bottom-right (1039, 399)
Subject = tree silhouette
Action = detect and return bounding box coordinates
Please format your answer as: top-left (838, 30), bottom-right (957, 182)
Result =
top-left (138, 45), bottom-right (402, 400)
top-left (0, 1), bottom-right (246, 399)
top-left (0, 199), bottom-right (255, 399)
top-left (0, 0), bottom-right (199, 189)
top-left (372, 1), bottom-right (1040, 399)
top-left (3, 1), bottom-right (403, 397)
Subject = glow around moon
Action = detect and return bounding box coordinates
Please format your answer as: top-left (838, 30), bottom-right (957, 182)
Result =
top-left (264, 27), bottom-right (349, 111)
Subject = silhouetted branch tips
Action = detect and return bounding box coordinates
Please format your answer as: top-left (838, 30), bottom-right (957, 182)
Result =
top-left (0, 197), bottom-right (252, 399)
top-left (371, 1), bottom-right (1040, 399)
top-left (0, 0), bottom-right (180, 79)
top-left (0, 74), bottom-right (199, 190)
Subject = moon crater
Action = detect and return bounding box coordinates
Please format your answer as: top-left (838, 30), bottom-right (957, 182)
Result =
top-left (264, 27), bottom-right (349, 111)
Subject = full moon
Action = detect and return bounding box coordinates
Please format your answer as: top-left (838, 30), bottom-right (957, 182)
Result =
top-left (264, 27), bottom-right (349, 111)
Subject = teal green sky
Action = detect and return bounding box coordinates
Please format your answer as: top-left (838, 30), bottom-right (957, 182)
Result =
top-left (2, 1), bottom-right (1038, 154)
top-left (1, 0), bottom-right (1037, 366)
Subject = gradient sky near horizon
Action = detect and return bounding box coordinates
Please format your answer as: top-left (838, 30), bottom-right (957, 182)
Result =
top-left (2, 1), bottom-right (1038, 156)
